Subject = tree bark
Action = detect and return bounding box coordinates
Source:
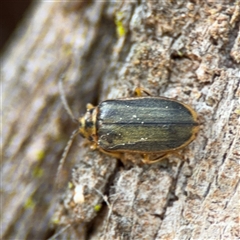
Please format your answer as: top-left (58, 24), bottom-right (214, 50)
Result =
top-left (2, 1), bottom-right (240, 240)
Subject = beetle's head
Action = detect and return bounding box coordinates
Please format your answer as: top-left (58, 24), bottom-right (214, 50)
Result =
top-left (78, 108), bottom-right (97, 142)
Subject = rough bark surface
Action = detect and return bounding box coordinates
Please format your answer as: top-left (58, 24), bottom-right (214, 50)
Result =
top-left (2, 1), bottom-right (240, 240)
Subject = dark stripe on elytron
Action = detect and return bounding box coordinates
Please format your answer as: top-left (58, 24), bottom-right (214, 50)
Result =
top-left (101, 122), bottom-right (198, 126)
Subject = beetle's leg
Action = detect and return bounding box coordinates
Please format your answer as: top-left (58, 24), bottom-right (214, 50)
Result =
top-left (134, 87), bottom-right (152, 97)
top-left (89, 142), bottom-right (122, 158)
top-left (86, 103), bottom-right (95, 110)
top-left (141, 154), bottom-right (167, 164)
top-left (98, 148), bottom-right (122, 159)
top-left (90, 142), bottom-right (98, 150)
top-left (142, 152), bottom-right (182, 164)
top-left (89, 141), bottom-right (122, 158)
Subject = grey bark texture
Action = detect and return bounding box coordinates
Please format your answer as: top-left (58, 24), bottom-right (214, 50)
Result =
top-left (2, 1), bottom-right (240, 240)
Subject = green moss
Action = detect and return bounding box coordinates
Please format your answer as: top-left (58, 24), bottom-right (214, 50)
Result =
top-left (62, 43), bottom-right (73, 56)
top-left (235, 109), bottom-right (240, 115)
top-left (24, 196), bottom-right (36, 209)
top-left (94, 204), bottom-right (102, 212)
top-left (51, 217), bottom-right (60, 225)
top-left (177, 50), bottom-right (183, 56)
top-left (68, 181), bottom-right (74, 189)
top-left (115, 12), bottom-right (126, 38)
top-left (36, 150), bottom-right (45, 161)
top-left (32, 166), bottom-right (44, 178)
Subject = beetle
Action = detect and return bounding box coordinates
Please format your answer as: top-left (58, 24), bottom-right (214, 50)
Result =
top-left (77, 95), bottom-right (199, 163)
top-left (58, 79), bottom-right (199, 177)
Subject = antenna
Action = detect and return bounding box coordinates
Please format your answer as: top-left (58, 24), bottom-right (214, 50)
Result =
top-left (56, 129), bottom-right (79, 186)
top-left (47, 223), bottom-right (71, 240)
top-left (56, 67), bottom-right (79, 186)
top-left (58, 74), bottom-right (78, 123)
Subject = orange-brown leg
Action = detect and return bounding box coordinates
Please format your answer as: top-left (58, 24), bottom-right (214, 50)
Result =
top-left (134, 87), bottom-right (152, 97)
top-left (142, 152), bottom-right (182, 164)
top-left (98, 148), bottom-right (122, 159)
top-left (86, 103), bottom-right (95, 110)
